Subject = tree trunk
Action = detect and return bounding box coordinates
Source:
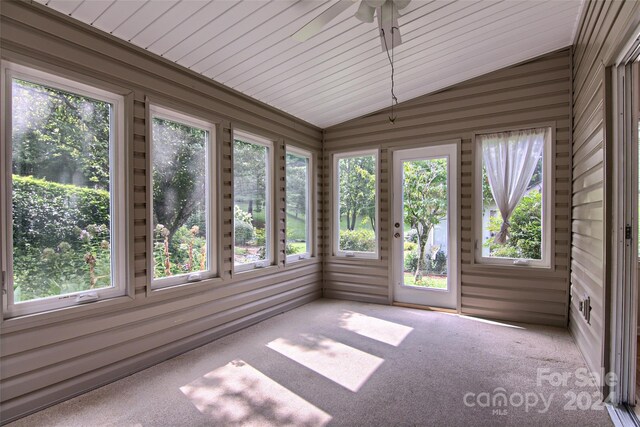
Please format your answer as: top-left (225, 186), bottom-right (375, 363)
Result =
top-left (247, 199), bottom-right (253, 216)
top-left (414, 238), bottom-right (427, 281)
top-left (350, 210), bottom-right (357, 230)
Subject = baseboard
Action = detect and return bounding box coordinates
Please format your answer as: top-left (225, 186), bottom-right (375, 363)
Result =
top-left (0, 291), bottom-right (320, 425)
top-left (392, 301), bottom-right (457, 314)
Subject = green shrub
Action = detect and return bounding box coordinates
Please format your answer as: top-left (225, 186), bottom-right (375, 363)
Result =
top-left (234, 221), bottom-right (255, 245)
top-left (13, 223), bottom-right (111, 302)
top-left (432, 250), bottom-right (447, 274)
top-left (404, 249), bottom-right (447, 275)
top-left (153, 224), bottom-right (207, 279)
top-left (287, 242), bottom-right (306, 255)
top-left (11, 175), bottom-right (113, 301)
top-left (252, 217), bottom-right (265, 229)
top-left (234, 205), bottom-right (253, 224)
top-left (404, 241), bottom-right (417, 252)
top-left (339, 229), bottom-right (376, 252)
top-left (12, 175), bottom-right (110, 253)
top-left (404, 251), bottom-right (418, 272)
top-left (234, 205), bottom-right (255, 246)
top-left (174, 225), bottom-right (206, 272)
top-left (255, 228), bottom-right (266, 247)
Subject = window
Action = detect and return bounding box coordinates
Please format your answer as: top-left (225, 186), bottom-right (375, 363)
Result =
top-left (286, 147), bottom-right (312, 261)
top-left (334, 150), bottom-right (378, 258)
top-left (475, 127), bottom-right (551, 267)
top-left (150, 105), bottom-right (216, 288)
top-left (233, 131), bottom-right (273, 271)
top-left (1, 62), bottom-right (126, 317)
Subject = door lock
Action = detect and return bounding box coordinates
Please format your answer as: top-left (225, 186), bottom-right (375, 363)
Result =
top-left (395, 222), bottom-right (400, 228)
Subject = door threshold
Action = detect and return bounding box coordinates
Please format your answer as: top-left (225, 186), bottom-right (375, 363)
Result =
top-left (607, 403), bottom-right (640, 427)
top-left (392, 302), bottom-right (457, 314)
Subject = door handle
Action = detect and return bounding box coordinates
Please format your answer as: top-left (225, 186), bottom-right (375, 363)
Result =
top-left (394, 232), bottom-right (401, 238)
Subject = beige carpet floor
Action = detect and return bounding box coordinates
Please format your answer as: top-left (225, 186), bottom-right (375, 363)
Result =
top-left (8, 299), bottom-right (612, 426)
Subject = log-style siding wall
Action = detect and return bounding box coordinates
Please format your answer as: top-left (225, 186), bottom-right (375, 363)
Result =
top-left (0, 2), bottom-right (322, 423)
top-left (4, 0), bottom-right (640, 423)
top-left (323, 49), bottom-right (573, 326)
top-left (570, 0), bottom-right (640, 376)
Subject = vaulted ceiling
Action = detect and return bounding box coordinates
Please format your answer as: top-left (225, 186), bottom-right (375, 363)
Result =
top-left (37, 0), bottom-right (583, 128)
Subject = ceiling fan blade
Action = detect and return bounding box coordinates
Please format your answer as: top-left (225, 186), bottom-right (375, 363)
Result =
top-left (392, 0), bottom-right (411, 10)
top-left (292, 0), bottom-right (358, 42)
top-left (364, 0), bottom-right (385, 7)
top-left (354, 1), bottom-right (375, 23)
top-left (378, 1), bottom-right (402, 51)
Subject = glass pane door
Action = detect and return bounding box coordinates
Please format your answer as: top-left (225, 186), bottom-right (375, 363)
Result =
top-left (401, 157), bottom-right (449, 290)
top-left (392, 143), bottom-right (458, 309)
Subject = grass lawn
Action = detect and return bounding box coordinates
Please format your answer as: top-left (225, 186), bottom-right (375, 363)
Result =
top-left (286, 212), bottom-right (307, 241)
top-left (403, 273), bottom-right (448, 289)
top-left (339, 214), bottom-right (374, 232)
top-left (285, 212), bottom-right (308, 254)
top-left (288, 242), bottom-right (307, 254)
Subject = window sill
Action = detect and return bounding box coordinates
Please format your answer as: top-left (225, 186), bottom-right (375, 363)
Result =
top-left (286, 253), bottom-right (311, 263)
top-left (147, 275), bottom-right (224, 300)
top-left (285, 256), bottom-right (318, 269)
top-left (327, 255), bottom-right (382, 264)
top-left (468, 260), bottom-right (555, 273)
top-left (1, 293), bottom-right (135, 334)
top-left (233, 264), bottom-right (280, 278)
top-left (334, 251), bottom-right (379, 260)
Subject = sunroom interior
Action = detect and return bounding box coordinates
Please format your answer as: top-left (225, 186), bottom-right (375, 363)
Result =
top-left (1, 0), bottom-right (640, 425)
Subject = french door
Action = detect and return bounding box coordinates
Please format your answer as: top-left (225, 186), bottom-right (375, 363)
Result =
top-left (392, 143), bottom-right (459, 309)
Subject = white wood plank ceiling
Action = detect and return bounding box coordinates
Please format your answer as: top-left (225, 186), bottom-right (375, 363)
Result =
top-left (35, 0), bottom-right (583, 128)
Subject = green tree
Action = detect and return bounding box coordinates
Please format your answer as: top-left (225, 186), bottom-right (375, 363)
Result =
top-left (486, 190), bottom-right (542, 259)
top-left (152, 118), bottom-right (206, 241)
top-left (339, 155), bottom-right (376, 231)
top-left (12, 79), bottom-right (111, 190)
top-left (286, 153), bottom-right (307, 219)
top-left (403, 159), bottom-right (448, 280)
top-left (234, 139), bottom-right (267, 221)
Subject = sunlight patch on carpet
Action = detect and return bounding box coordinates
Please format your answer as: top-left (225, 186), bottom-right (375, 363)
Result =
top-left (339, 310), bottom-right (413, 346)
top-left (180, 360), bottom-right (332, 426)
top-left (267, 334), bottom-right (384, 392)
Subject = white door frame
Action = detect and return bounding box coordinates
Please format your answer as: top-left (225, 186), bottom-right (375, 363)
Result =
top-left (609, 32), bottom-right (640, 407)
top-left (391, 140), bottom-right (460, 310)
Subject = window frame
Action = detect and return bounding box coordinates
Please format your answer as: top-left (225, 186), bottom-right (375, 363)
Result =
top-left (285, 145), bottom-right (313, 263)
top-left (333, 149), bottom-right (379, 259)
top-left (232, 129), bottom-right (274, 273)
top-left (1, 61), bottom-right (127, 318)
top-left (473, 125), bottom-right (553, 269)
top-left (148, 104), bottom-right (217, 289)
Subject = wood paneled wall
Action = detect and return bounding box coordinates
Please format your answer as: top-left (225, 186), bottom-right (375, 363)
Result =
top-left (570, 0), bottom-right (640, 376)
top-left (323, 49), bottom-right (573, 326)
top-left (0, 2), bottom-right (323, 423)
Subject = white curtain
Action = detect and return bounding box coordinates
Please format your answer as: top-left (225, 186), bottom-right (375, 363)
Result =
top-left (480, 128), bottom-right (547, 244)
